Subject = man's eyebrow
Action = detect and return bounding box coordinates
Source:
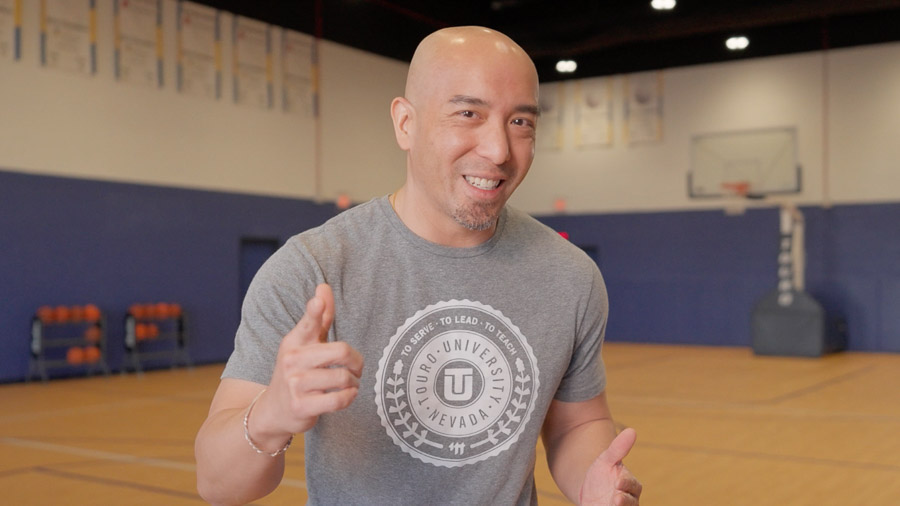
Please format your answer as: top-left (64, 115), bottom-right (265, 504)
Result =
top-left (449, 95), bottom-right (541, 117)
top-left (449, 95), bottom-right (489, 107)
top-left (518, 104), bottom-right (541, 117)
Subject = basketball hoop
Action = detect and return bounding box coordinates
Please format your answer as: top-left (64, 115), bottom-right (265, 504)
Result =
top-left (722, 181), bottom-right (767, 202)
top-left (720, 181), bottom-right (751, 215)
top-left (721, 181), bottom-right (751, 198)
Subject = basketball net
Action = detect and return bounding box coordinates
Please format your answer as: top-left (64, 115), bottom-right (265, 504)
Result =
top-left (721, 181), bottom-right (751, 215)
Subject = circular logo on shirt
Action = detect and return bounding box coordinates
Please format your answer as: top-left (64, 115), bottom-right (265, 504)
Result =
top-left (374, 300), bottom-right (540, 467)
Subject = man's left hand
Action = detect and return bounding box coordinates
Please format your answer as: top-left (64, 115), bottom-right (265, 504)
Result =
top-left (579, 428), bottom-right (642, 506)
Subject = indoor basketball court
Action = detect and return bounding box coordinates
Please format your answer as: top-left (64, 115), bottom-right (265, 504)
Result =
top-left (3, 346), bottom-right (900, 505)
top-left (3, 1), bottom-right (900, 505)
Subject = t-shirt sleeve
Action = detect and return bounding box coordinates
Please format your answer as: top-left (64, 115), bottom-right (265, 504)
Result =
top-left (554, 264), bottom-right (608, 402)
top-left (221, 239), bottom-right (322, 385)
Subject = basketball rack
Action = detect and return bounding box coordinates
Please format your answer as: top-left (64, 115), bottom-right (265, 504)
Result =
top-left (29, 305), bottom-right (111, 382)
top-left (123, 303), bottom-right (191, 374)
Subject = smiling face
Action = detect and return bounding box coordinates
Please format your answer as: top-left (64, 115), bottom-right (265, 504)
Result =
top-left (391, 27), bottom-right (540, 246)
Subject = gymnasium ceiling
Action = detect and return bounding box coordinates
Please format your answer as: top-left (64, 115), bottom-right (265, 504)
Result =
top-left (196, 0), bottom-right (900, 81)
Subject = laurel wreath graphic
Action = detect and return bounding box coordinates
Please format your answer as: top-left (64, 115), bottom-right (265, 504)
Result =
top-left (470, 357), bottom-right (530, 450)
top-left (387, 359), bottom-right (443, 450)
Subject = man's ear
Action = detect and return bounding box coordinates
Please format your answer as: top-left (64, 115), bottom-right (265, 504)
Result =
top-left (390, 97), bottom-right (414, 151)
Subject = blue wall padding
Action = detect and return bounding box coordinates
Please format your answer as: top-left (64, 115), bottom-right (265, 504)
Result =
top-left (538, 203), bottom-right (900, 353)
top-left (800, 205), bottom-right (900, 351)
top-left (0, 169), bottom-right (336, 382)
top-left (2, 168), bottom-right (898, 382)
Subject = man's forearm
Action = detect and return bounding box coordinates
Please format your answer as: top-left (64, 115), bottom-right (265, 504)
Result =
top-left (195, 407), bottom-right (286, 506)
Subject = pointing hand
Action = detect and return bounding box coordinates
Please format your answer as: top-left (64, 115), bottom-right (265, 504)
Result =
top-left (249, 284), bottom-right (364, 447)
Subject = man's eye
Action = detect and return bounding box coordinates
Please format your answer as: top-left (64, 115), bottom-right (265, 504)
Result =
top-left (512, 118), bottom-right (534, 128)
top-left (459, 110), bottom-right (476, 118)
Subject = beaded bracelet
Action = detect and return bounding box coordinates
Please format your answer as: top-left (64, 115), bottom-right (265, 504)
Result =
top-left (243, 388), bottom-right (293, 457)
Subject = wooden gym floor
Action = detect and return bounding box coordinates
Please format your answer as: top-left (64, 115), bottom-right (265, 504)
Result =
top-left (2, 342), bottom-right (899, 505)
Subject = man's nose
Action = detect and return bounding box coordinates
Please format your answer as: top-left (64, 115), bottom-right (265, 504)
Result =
top-left (475, 121), bottom-right (511, 165)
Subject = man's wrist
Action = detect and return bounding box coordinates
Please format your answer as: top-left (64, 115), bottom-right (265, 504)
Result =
top-left (243, 389), bottom-right (293, 456)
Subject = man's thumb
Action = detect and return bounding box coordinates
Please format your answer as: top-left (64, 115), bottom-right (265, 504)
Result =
top-left (284, 290), bottom-right (326, 346)
top-left (315, 284), bottom-right (334, 343)
top-left (600, 427), bottom-right (636, 466)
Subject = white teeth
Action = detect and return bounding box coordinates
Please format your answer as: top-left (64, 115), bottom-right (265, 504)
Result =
top-left (465, 176), bottom-right (500, 190)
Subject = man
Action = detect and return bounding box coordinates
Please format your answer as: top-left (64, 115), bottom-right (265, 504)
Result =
top-left (195, 26), bottom-right (641, 505)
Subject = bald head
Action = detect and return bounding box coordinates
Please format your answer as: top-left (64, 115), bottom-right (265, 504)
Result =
top-left (405, 26), bottom-right (538, 106)
top-left (388, 26), bottom-right (540, 246)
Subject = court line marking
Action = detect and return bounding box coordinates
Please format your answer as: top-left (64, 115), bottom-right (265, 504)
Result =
top-left (34, 466), bottom-right (203, 501)
top-left (4, 436), bottom-right (562, 499)
top-left (0, 394), bottom-right (210, 424)
top-left (763, 365), bottom-right (873, 403)
top-left (639, 441), bottom-right (900, 472)
top-left (0, 437), bottom-right (308, 489)
top-left (614, 396), bottom-right (900, 422)
top-left (613, 366), bottom-right (881, 410)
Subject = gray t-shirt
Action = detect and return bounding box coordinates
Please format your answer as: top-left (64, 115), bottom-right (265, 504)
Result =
top-left (223, 196), bottom-right (608, 505)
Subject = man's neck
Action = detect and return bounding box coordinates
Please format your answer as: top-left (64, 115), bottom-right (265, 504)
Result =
top-left (390, 188), bottom-right (497, 248)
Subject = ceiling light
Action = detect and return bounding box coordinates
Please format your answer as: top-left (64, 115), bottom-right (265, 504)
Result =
top-left (651, 0), bottom-right (676, 10)
top-left (555, 60), bottom-right (577, 73)
top-left (726, 36), bottom-right (750, 51)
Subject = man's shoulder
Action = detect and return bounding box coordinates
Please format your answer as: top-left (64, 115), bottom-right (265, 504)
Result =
top-left (504, 206), bottom-right (555, 235)
top-left (289, 197), bottom-right (388, 245)
top-left (503, 207), bottom-right (593, 263)
top-left (500, 207), bottom-right (602, 298)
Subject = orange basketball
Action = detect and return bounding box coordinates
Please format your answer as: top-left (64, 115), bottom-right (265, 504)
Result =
top-left (84, 346), bottom-right (101, 364)
top-left (69, 306), bottom-right (85, 322)
top-left (84, 326), bottom-right (102, 343)
top-left (135, 323), bottom-right (148, 340)
top-left (37, 306), bottom-right (54, 324)
top-left (54, 305), bottom-right (70, 323)
top-left (154, 302), bottom-right (170, 320)
top-left (66, 347), bottom-right (85, 365)
top-left (130, 304), bottom-right (147, 320)
top-left (147, 324), bottom-right (160, 339)
top-left (169, 303), bottom-right (183, 318)
top-left (83, 304), bottom-right (101, 322)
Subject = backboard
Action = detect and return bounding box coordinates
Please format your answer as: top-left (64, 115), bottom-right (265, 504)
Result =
top-left (688, 127), bottom-right (801, 199)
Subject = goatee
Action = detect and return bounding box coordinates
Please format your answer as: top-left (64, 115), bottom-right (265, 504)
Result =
top-left (452, 202), bottom-right (498, 231)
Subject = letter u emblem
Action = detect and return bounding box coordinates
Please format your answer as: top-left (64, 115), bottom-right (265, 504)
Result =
top-left (443, 368), bottom-right (474, 401)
